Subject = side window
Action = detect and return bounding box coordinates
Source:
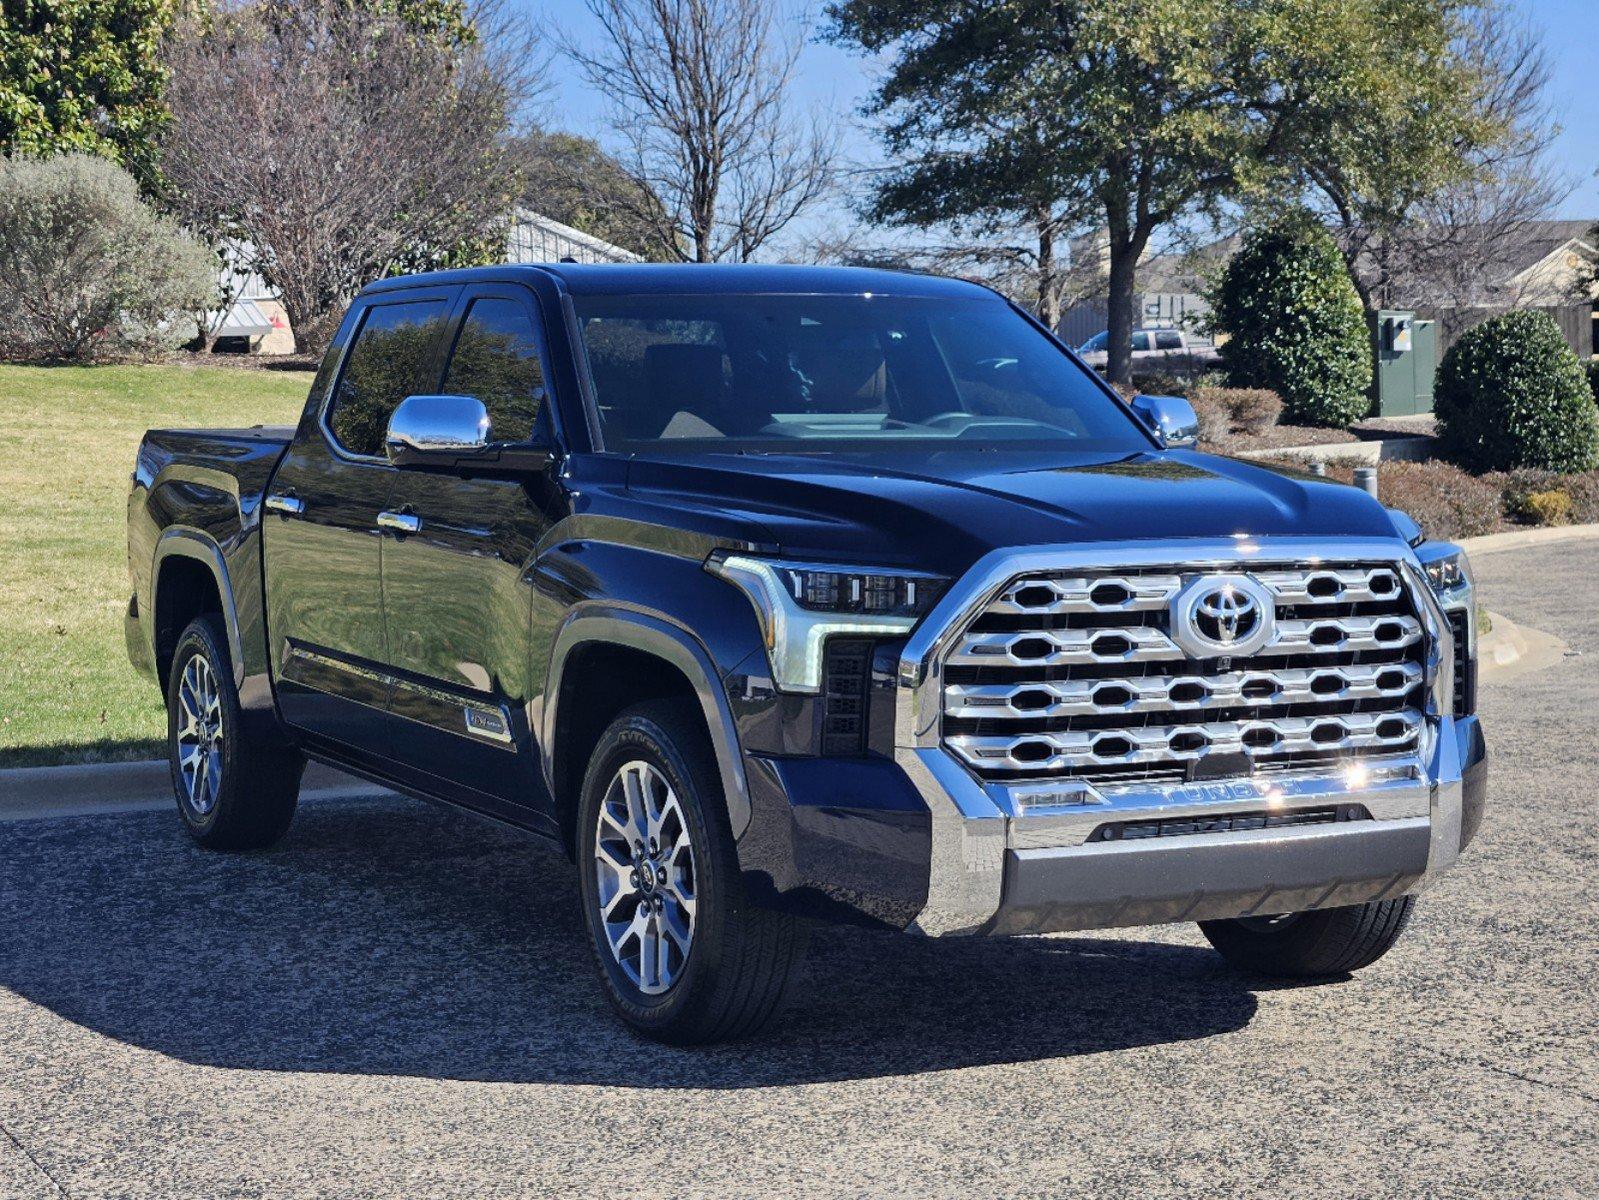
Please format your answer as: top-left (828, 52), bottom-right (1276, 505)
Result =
top-left (1130, 331), bottom-right (1153, 352)
top-left (441, 297), bottom-right (547, 443)
top-left (326, 299), bottom-right (449, 457)
top-left (1154, 329), bottom-right (1184, 351)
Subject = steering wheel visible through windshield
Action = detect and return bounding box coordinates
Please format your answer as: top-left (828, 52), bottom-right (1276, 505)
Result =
top-left (571, 293), bottom-right (1149, 453)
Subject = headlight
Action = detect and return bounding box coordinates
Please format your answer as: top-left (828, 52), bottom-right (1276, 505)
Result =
top-left (1415, 542), bottom-right (1473, 604)
top-left (706, 554), bottom-right (947, 692)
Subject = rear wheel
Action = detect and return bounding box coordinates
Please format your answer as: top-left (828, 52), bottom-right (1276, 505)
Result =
top-left (166, 615), bottom-right (303, 850)
top-left (1200, 896), bottom-right (1416, 978)
top-left (577, 700), bottom-right (807, 1044)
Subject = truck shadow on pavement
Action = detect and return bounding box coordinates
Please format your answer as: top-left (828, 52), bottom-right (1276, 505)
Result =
top-left (0, 795), bottom-right (1261, 1087)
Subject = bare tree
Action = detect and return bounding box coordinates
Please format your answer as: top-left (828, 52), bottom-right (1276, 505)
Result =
top-left (1309, 1), bottom-right (1565, 310)
top-left (564, 0), bottom-right (836, 263)
top-left (161, 0), bottom-right (540, 355)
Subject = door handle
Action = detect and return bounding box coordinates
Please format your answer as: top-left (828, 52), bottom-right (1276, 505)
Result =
top-left (376, 509), bottom-right (422, 535)
top-left (263, 492), bottom-right (304, 517)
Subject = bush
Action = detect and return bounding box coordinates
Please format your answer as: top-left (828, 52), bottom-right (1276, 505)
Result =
top-left (1490, 467), bottom-right (1599, 526)
top-left (1189, 386), bottom-right (1283, 444)
top-left (1376, 461), bottom-right (1502, 540)
top-left (1128, 371), bottom-right (1190, 398)
top-left (1586, 359), bottom-right (1599, 404)
top-left (1206, 216), bottom-right (1371, 427)
top-left (1434, 309), bottom-right (1599, 473)
top-left (0, 153), bottom-right (215, 361)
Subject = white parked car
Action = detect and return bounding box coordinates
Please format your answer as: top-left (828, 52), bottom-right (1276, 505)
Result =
top-left (1077, 327), bottom-right (1221, 372)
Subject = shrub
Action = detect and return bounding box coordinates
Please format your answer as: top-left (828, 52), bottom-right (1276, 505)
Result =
top-left (1189, 386), bottom-right (1284, 444)
top-left (0, 152), bottom-right (215, 361)
top-left (1207, 216), bottom-right (1371, 427)
top-left (1378, 461), bottom-right (1503, 540)
top-left (1434, 309), bottom-right (1599, 473)
top-left (1563, 471), bottom-right (1599, 523)
top-left (1519, 489), bottom-right (1574, 526)
top-left (1187, 390), bottom-right (1232, 443)
top-left (1129, 371), bottom-right (1190, 398)
top-left (1586, 359), bottom-right (1599, 404)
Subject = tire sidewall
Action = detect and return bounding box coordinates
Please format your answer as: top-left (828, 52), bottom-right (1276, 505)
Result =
top-left (166, 616), bottom-right (243, 838)
top-left (577, 711), bottom-right (731, 1033)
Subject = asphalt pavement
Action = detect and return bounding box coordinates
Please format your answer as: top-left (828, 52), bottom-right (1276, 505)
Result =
top-left (0, 538), bottom-right (1595, 1198)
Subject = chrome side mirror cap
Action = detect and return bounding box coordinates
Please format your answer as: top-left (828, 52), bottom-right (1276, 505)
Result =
top-left (1129, 394), bottom-right (1200, 449)
top-left (385, 394), bottom-right (492, 465)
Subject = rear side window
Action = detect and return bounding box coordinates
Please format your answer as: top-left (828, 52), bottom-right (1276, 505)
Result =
top-left (441, 297), bottom-right (547, 443)
top-left (1154, 329), bottom-right (1183, 350)
top-left (326, 299), bottom-right (449, 456)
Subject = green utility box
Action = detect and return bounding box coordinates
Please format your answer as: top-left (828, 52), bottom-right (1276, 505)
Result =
top-left (1369, 309), bottom-right (1437, 417)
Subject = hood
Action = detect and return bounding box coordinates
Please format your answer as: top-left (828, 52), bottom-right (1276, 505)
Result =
top-left (624, 446), bottom-right (1403, 576)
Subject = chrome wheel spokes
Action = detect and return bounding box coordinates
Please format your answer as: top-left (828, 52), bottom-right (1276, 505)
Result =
top-left (176, 654), bottom-right (224, 816)
top-left (593, 760), bottom-right (697, 995)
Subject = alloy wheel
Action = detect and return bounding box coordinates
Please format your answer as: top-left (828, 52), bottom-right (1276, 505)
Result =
top-left (176, 653), bottom-right (224, 816)
top-left (593, 760), bottom-right (698, 995)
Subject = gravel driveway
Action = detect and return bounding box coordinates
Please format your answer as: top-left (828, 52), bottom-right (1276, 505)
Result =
top-left (1, 539), bottom-right (1595, 1199)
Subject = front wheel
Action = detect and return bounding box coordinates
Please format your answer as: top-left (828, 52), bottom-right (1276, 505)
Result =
top-left (577, 701), bottom-right (807, 1044)
top-left (166, 615), bottom-right (303, 850)
top-left (1200, 896), bottom-right (1416, 978)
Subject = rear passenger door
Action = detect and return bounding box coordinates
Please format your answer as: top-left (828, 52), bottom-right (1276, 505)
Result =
top-left (263, 290), bottom-right (455, 756)
top-left (376, 286), bottom-right (560, 813)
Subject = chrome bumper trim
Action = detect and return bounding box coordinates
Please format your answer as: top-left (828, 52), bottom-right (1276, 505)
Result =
top-left (895, 537), bottom-right (1470, 937)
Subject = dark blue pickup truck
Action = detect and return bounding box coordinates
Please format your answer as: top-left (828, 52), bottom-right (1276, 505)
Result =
top-left (126, 263), bottom-right (1486, 1043)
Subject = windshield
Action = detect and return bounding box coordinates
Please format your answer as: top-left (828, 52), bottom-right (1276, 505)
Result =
top-left (571, 294), bottom-right (1149, 453)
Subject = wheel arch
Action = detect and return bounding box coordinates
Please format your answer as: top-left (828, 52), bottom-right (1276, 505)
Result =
top-left (151, 530), bottom-right (246, 688)
top-left (544, 609), bottom-right (752, 859)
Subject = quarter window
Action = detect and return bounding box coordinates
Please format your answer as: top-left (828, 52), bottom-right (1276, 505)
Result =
top-left (326, 299), bottom-right (450, 457)
top-left (440, 297), bottom-right (547, 443)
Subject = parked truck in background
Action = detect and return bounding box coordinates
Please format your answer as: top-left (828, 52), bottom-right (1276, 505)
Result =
top-left (125, 264), bottom-right (1486, 1044)
top-left (1077, 325), bottom-right (1222, 373)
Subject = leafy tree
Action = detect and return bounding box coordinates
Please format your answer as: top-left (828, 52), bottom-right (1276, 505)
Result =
top-left (0, 0), bottom-right (175, 188)
top-left (1434, 310), bottom-right (1599, 473)
top-left (0, 151), bottom-right (214, 360)
top-left (1207, 217), bottom-right (1371, 427)
top-left (828, 0), bottom-right (1517, 386)
top-left (511, 131), bottom-right (673, 260)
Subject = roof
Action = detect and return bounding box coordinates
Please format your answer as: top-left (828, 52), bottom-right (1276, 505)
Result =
top-left (507, 208), bottom-right (642, 265)
top-left (363, 262), bottom-right (1002, 301)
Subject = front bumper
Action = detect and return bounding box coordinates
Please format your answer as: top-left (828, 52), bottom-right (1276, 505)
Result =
top-left (899, 714), bottom-right (1485, 936)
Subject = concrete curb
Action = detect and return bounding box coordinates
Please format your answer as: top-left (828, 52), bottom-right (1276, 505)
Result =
top-left (1478, 609), bottom-right (1569, 680)
top-left (1237, 435), bottom-right (1433, 465)
top-left (1460, 524), bottom-right (1599, 557)
top-left (0, 759), bottom-right (385, 823)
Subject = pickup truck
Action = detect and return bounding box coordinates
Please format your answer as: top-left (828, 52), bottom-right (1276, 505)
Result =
top-left (126, 264), bottom-right (1486, 1044)
top-left (1077, 325), bottom-right (1222, 373)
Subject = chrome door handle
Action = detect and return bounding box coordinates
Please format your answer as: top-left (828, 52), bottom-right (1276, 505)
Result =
top-left (376, 509), bottom-right (421, 535)
top-left (263, 492), bottom-right (304, 516)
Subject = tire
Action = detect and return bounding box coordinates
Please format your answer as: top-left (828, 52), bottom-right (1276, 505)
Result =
top-left (166, 614), bottom-right (303, 850)
top-left (577, 700), bottom-right (808, 1044)
top-left (1199, 896), bottom-right (1417, 979)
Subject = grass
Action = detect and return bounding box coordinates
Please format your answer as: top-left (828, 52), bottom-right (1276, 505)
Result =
top-left (0, 362), bottom-right (312, 768)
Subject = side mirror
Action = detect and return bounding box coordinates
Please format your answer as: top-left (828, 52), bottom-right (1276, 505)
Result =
top-left (1130, 393), bottom-right (1200, 449)
top-left (385, 394), bottom-right (492, 466)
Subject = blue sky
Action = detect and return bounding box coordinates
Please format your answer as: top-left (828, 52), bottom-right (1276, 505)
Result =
top-left (523, 0), bottom-right (1599, 235)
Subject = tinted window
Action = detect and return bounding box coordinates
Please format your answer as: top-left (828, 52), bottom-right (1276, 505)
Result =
top-left (327, 299), bottom-right (449, 456)
top-left (573, 294), bottom-right (1147, 452)
top-left (1130, 331), bottom-right (1153, 352)
top-left (1154, 329), bottom-right (1183, 350)
top-left (441, 297), bottom-right (547, 443)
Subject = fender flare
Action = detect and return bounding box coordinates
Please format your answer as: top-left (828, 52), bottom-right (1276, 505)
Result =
top-left (544, 606), bottom-right (752, 839)
top-left (151, 528), bottom-right (247, 688)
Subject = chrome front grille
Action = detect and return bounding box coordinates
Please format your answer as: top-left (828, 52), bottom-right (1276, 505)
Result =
top-left (940, 562), bottom-right (1430, 783)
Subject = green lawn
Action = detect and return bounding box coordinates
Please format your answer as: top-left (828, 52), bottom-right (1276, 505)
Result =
top-left (0, 363), bottom-right (313, 768)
